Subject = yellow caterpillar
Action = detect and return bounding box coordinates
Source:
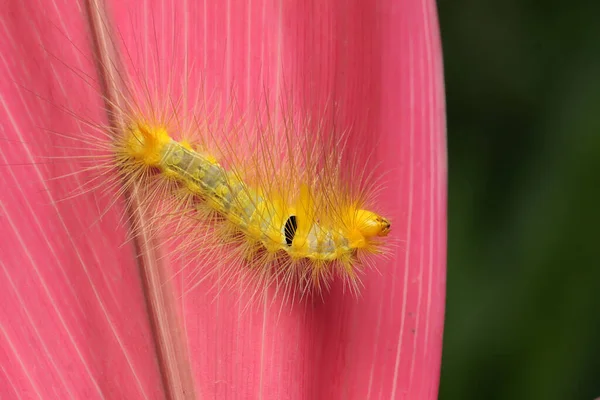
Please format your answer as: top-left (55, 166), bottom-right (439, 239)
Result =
top-left (116, 116), bottom-right (391, 294)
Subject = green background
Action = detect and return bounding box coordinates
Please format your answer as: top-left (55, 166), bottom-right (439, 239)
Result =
top-left (437, 0), bottom-right (600, 399)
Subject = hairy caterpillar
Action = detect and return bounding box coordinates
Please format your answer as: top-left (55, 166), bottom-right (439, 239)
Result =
top-left (115, 111), bottom-right (391, 297)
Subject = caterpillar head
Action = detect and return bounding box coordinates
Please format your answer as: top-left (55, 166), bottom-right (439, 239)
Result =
top-left (347, 209), bottom-right (391, 250)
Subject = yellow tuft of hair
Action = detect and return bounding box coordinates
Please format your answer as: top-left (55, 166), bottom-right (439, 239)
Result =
top-left (124, 121), bottom-right (171, 167)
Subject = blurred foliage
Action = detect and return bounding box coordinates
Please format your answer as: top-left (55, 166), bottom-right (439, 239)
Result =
top-left (437, 0), bottom-right (600, 399)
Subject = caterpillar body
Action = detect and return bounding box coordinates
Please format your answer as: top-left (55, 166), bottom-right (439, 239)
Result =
top-left (115, 114), bottom-right (391, 295)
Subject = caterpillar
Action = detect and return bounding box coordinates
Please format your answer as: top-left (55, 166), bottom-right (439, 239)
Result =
top-left (115, 113), bottom-right (391, 297)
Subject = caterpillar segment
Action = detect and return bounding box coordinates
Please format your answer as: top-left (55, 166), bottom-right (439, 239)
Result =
top-left (122, 120), bottom-right (391, 269)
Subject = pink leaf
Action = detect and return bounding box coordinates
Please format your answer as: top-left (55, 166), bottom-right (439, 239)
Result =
top-left (0, 0), bottom-right (446, 398)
